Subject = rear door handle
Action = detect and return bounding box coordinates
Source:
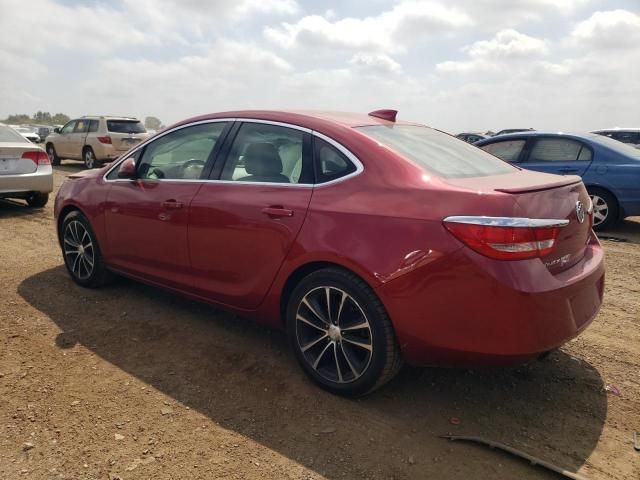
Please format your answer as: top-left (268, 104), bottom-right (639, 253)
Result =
top-left (162, 200), bottom-right (184, 209)
top-left (558, 167), bottom-right (579, 174)
top-left (262, 206), bottom-right (294, 218)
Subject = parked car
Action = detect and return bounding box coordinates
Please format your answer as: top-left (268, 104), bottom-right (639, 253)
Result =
top-left (45, 116), bottom-right (148, 168)
top-left (494, 128), bottom-right (535, 136)
top-left (455, 132), bottom-right (488, 143)
top-left (592, 128), bottom-right (640, 149)
top-left (33, 125), bottom-right (53, 143)
top-left (475, 131), bottom-right (640, 230)
top-left (0, 124), bottom-right (53, 207)
top-left (54, 110), bottom-right (604, 396)
top-left (14, 126), bottom-right (40, 143)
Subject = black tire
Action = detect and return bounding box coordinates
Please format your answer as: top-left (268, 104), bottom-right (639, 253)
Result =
top-left (26, 192), bottom-right (49, 208)
top-left (588, 188), bottom-right (618, 232)
top-left (83, 147), bottom-right (100, 169)
top-left (60, 210), bottom-right (114, 288)
top-left (46, 143), bottom-right (60, 166)
top-left (286, 267), bottom-right (403, 397)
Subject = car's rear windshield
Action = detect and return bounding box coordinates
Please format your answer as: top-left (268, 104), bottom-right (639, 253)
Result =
top-left (0, 125), bottom-right (30, 143)
top-left (588, 134), bottom-right (640, 159)
top-left (107, 120), bottom-right (146, 134)
top-left (356, 125), bottom-right (516, 178)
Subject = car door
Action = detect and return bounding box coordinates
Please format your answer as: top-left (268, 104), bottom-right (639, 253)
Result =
top-left (520, 136), bottom-right (593, 176)
top-left (55, 120), bottom-right (77, 157)
top-left (103, 121), bottom-right (231, 289)
top-left (188, 120), bottom-right (314, 308)
top-left (69, 119), bottom-right (89, 159)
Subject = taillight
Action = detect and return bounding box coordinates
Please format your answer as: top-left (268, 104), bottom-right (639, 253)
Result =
top-left (22, 150), bottom-right (50, 165)
top-left (443, 216), bottom-right (569, 260)
top-left (97, 136), bottom-right (112, 144)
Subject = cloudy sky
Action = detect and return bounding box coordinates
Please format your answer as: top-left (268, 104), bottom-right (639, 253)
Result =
top-left (0, 0), bottom-right (638, 132)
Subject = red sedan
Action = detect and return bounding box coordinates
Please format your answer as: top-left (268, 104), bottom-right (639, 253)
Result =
top-left (54, 110), bottom-right (605, 396)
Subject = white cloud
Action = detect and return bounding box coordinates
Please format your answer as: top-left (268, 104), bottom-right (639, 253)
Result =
top-left (570, 9), bottom-right (640, 49)
top-left (265, 1), bottom-right (473, 53)
top-left (349, 53), bottom-right (403, 75)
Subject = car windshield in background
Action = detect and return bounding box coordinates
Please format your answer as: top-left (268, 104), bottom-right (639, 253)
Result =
top-left (589, 134), bottom-right (640, 159)
top-left (0, 125), bottom-right (31, 143)
top-left (107, 120), bottom-right (146, 134)
top-left (356, 125), bottom-right (516, 178)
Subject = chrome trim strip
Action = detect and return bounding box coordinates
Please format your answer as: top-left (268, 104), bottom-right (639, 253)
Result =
top-left (443, 216), bottom-right (570, 228)
top-left (103, 117), bottom-right (364, 188)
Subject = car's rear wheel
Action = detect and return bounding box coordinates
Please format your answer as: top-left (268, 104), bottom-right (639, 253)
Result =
top-left (46, 144), bottom-right (60, 166)
top-left (61, 211), bottom-right (113, 288)
top-left (588, 188), bottom-right (618, 231)
top-left (83, 147), bottom-right (100, 169)
top-left (26, 192), bottom-right (49, 208)
top-left (286, 267), bottom-right (403, 396)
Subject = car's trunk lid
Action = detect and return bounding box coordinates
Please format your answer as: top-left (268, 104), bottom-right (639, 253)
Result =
top-left (0, 144), bottom-right (40, 175)
top-left (447, 171), bottom-right (592, 274)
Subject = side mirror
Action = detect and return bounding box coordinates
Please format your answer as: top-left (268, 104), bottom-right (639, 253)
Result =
top-left (54, 127), bottom-right (60, 134)
top-left (117, 157), bottom-right (137, 179)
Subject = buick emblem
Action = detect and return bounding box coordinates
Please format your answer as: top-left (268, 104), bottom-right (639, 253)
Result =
top-left (575, 201), bottom-right (585, 224)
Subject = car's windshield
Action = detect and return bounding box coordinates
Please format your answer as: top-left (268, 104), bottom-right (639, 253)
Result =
top-left (588, 134), bottom-right (640, 159)
top-left (107, 120), bottom-right (146, 134)
top-left (0, 125), bottom-right (31, 143)
top-left (356, 125), bottom-right (516, 178)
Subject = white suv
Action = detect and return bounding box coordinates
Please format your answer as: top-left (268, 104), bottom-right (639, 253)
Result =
top-left (45, 116), bottom-right (149, 168)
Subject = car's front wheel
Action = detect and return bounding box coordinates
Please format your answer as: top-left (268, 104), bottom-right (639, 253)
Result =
top-left (588, 188), bottom-right (618, 231)
top-left (46, 144), bottom-right (60, 166)
top-left (61, 210), bottom-right (113, 287)
top-left (286, 267), bottom-right (403, 396)
top-left (83, 147), bottom-right (100, 169)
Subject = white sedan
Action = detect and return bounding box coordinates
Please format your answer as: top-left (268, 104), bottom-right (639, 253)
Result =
top-left (14, 126), bottom-right (41, 143)
top-left (0, 124), bottom-right (53, 207)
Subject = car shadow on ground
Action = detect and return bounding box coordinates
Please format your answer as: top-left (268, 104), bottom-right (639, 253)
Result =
top-left (19, 266), bottom-right (607, 479)
top-left (0, 199), bottom-right (46, 218)
top-left (601, 216), bottom-right (640, 244)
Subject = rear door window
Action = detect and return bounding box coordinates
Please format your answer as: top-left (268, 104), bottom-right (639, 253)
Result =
top-left (107, 120), bottom-right (146, 134)
top-left (528, 138), bottom-right (588, 162)
top-left (480, 139), bottom-right (526, 163)
top-left (88, 120), bottom-right (99, 132)
top-left (220, 122), bottom-right (312, 184)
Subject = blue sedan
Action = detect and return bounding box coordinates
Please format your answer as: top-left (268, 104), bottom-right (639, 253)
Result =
top-left (475, 132), bottom-right (640, 230)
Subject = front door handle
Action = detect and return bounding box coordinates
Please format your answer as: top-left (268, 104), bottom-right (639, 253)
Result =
top-left (262, 206), bottom-right (294, 218)
top-left (162, 200), bottom-right (184, 209)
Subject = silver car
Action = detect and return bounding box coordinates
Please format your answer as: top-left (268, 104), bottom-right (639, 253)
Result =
top-left (0, 124), bottom-right (53, 207)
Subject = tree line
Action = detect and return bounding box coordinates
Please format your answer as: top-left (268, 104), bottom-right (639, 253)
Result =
top-left (2, 112), bottom-right (163, 130)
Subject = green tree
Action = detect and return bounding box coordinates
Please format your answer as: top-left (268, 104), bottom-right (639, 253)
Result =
top-left (4, 114), bottom-right (31, 124)
top-left (51, 113), bottom-right (70, 125)
top-left (144, 116), bottom-right (162, 131)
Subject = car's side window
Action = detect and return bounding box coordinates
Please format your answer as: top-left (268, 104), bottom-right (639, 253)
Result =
top-left (220, 123), bottom-right (312, 184)
top-left (88, 120), bottom-right (99, 133)
top-left (137, 122), bottom-right (228, 180)
top-left (74, 120), bottom-right (89, 133)
top-left (480, 140), bottom-right (525, 163)
top-left (314, 137), bottom-right (356, 183)
top-left (528, 138), bottom-right (586, 162)
top-left (61, 121), bottom-right (76, 135)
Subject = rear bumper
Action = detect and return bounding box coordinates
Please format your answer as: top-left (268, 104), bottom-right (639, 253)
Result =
top-left (376, 234), bottom-right (605, 367)
top-left (0, 166), bottom-right (53, 196)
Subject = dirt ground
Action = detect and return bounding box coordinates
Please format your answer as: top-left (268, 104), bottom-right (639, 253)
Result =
top-left (1, 163), bottom-right (639, 480)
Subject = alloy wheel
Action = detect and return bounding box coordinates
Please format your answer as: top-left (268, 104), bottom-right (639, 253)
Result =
top-left (84, 149), bottom-right (95, 168)
top-left (295, 286), bottom-right (373, 384)
top-left (590, 194), bottom-right (608, 227)
top-left (63, 220), bottom-right (95, 280)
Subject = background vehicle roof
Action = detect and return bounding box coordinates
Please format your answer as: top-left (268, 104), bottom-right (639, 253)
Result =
top-left (476, 131), bottom-right (604, 142)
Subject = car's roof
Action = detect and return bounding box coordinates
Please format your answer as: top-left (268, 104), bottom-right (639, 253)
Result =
top-left (176, 110), bottom-right (420, 130)
top-left (593, 128), bottom-right (640, 133)
top-left (478, 131), bottom-right (602, 142)
top-left (80, 115), bottom-right (140, 121)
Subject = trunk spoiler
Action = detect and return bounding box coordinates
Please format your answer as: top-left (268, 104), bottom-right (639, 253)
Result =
top-left (494, 175), bottom-right (582, 194)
